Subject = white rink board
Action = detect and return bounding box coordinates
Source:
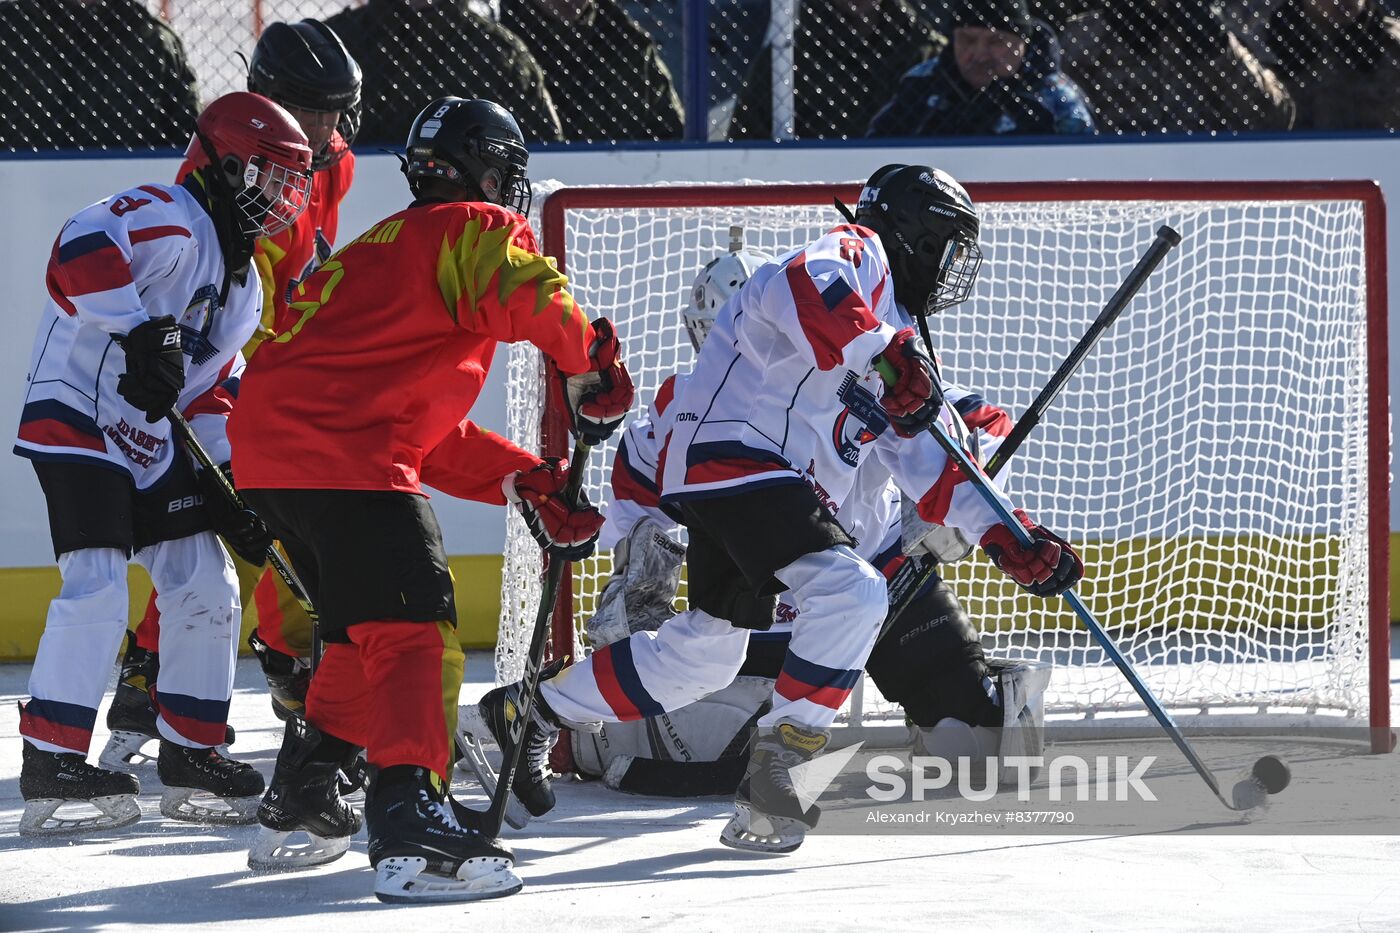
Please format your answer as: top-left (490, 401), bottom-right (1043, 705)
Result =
top-left (0, 654), bottom-right (1397, 931)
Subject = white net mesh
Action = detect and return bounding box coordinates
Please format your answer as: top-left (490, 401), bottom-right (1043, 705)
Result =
top-left (499, 182), bottom-right (1379, 732)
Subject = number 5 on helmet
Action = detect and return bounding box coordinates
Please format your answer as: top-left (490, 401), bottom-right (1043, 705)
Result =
top-left (560, 318), bottom-right (635, 445)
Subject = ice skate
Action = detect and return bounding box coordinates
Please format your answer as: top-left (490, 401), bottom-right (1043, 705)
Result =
top-left (157, 740), bottom-right (263, 825)
top-left (720, 721), bottom-right (830, 854)
top-left (455, 675), bottom-right (566, 829)
top-left (18, 740), bottom-right (142, 837)
top-left (248, 718), bottom-right (362, 871)
top-left (100, 634), bottom-right (235, 774)
top-left (99, 632), bottom-right (161, 773)
top-left (247, 630), bottom-right (310, 723)
top-left (366, 766), bottom-right (521, 904)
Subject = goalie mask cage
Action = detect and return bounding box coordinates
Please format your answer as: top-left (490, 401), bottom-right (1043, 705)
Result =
top-left (499, 180), bottom-right (1392, 762)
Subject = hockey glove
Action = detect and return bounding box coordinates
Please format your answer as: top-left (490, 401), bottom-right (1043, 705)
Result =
top-left (876, 328), bottom-right (942, 438)
top-left (197, 463), bottom-right (273, 566)
top-left (562, 319), bottom-right (636, 445)
top-left (117, 316), bottom-right (185, 424)
top-left (979, 510), bottom-right (1084, 597)
top-left (507, 458), bottom-right (605, 561)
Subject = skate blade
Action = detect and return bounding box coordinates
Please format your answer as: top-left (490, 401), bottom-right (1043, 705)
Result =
top-left (455, 706), bottom-right (532, 831)
top-left (718, 803), bottom-right (805, 854)
top-left (19, 795), bottom-right (141, 837)
top-left (98, 730), bottom-right (157, 774)
top-left (160, 786), bottom-right (260, 826)
top-left (373, 855), bottom-right (523, 904)
top-left (248, 827), bottom-right (352, 872)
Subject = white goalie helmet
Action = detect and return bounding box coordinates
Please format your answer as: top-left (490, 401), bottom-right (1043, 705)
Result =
top-left (684, 225), bottom-right (772, 352)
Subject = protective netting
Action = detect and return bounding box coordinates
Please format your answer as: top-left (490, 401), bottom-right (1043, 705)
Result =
top-left (2, 1), bottom-right (1396, 151)
top-left (499, 182), bottom-right (1379, 731)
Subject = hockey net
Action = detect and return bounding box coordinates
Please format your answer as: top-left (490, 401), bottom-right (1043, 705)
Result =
top-left (499, 180), bottom-right (1391, 755)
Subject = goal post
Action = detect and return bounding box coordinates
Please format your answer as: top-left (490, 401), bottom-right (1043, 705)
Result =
top-left (499, 179), bottom-right (1392, 761)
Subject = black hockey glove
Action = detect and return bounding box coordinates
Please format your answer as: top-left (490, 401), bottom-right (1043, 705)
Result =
top-left (117, 316), bottom-right (185, 424)
top-left (197, 463), bottom-right (273, 566)
top-left (980, 510), bottom-right (1084, 598)
top-left (508, 458), bottom-right (605, 561)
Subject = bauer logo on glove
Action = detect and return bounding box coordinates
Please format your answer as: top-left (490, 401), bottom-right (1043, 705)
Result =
top-left (506, 458), bottom-right (605, 561)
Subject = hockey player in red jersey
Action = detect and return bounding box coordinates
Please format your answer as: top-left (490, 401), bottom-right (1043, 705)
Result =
top-left (14, 92), bottom-right (313, 837)
top-left (460, 164), bottom-right (1082, 855)
top-left (228, 97), bottom-right (634, 902)
top-left (106, 20), bottom-right (363, 774)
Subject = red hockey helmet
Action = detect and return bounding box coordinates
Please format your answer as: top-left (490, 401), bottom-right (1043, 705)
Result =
top-left (184, 91), bottom-right (314, 239)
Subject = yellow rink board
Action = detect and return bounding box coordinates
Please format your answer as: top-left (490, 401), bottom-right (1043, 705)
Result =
top-left (0, 534), bottom-right (1393, 661)
top-left (0, 554), bottom-right (504, 661)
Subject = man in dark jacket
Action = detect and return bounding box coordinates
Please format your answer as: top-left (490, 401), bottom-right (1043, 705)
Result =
top-left (326, 0), bottom-right (563, 144)
top-left (1256, 0), bottom-right (1400, 131)
top-left (501, 0), bottom-right (684, 142)
top-left (729, 0), bottom-right (946, 140)
top-left (0, 0), bottom-right (200, 150)
top-left (867, 0), bottom-right (1093, 137)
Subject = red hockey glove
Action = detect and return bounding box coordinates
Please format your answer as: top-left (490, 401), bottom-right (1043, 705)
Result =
top-left (508, 458), bottom-right (604, 561)
top-left (979, 510), bottom-right (1084, 597)
top-left (876, 327), bottom-right (942, 437)
top-left (562, 319), bottom-right (636, 445)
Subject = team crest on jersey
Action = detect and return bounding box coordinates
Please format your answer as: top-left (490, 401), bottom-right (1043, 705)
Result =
top-left (832, 372), bottom-right (889, 467)
top-left (179, 283), bottom-right (222, 365)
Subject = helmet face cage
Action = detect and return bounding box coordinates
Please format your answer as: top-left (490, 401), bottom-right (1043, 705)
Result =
top-left (682, 249), bottom-right (770, 352)
top-left (929, 234), bottom-right (983, 312)
top-left (234, 155), bottom-right (313, 238)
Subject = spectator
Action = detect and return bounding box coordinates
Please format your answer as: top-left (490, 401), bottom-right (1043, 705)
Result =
top-left (1256, 0), bottom-right (1400, 130)
top-left (867, 0), bottom-right (1093, 137)
top-left (729, 0), bottom-right (945, 140)
top-left (1059, 0), bottom-right (1294, 134)
top-left (326, 0), bottom-right (563, 145)
top-left (500, 0), bottom-right (684, 142)
top-left (0, 0), bottom-right (199, 150)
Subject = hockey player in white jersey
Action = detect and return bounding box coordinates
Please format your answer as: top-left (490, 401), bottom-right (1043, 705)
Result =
top-left (565, 236), bottom-right (1050, 798)
top-left (13, 92), bottom-right (314, 836)
top-left (462, 164), bottom-right (1082, 853)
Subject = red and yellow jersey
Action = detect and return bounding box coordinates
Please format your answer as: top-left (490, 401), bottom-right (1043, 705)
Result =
top-left (229, 199), bottom-right (594, 498)
top-left (176, 135), bottom-right (355, 356)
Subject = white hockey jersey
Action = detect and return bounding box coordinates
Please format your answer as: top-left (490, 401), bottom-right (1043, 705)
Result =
top-left (15, 178), bottom-right (261, 488)
top-left (657, 223), bottom-right (1016, 543)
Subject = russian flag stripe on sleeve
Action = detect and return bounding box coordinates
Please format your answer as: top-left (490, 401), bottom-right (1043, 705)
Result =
top-left (954, 393), bottom-right (1012, 437)
top-left (612, 439), bottom-right (661, 508)
top-left (52, 230), bottom-right (133, 298)
top-left (129, 225), bottom-right (191, 244)
top-left (784, 250), bottom-right (879, 371)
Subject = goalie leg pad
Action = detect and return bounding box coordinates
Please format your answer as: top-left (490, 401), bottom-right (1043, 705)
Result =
top-left (866, 577), bottom-right (1000, 728)
top-left (585, 517), bottom-right (684, 647)
top-left (991, 657), bottom-right (1053, 769)
top-left (572, 675), bottom-right (772, 783)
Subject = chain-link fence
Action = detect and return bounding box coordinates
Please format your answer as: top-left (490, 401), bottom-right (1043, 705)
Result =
top-left (2, 0), bottom-right (1397, 151)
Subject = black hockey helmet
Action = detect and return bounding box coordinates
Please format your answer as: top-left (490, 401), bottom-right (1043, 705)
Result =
top-left (402, 98), bottom-right (532, 214)
top-left (854, 164), bottom-right (982, 315)
top-left (247, 19), bottom-right (361, 168)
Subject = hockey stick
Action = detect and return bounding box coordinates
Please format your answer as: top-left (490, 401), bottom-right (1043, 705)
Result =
top-left (880, 225), bottom-right (1181, 639)
top-left (906, 412), bottom-right (1273, 811)
top-left (165, 409), bottom-right (323, 665)
top-left (482, 437), bottom-right (592, 837)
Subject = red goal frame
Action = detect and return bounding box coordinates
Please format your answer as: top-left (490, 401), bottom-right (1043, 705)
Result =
top-left (535, 179), bottom-right (1392, 756)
